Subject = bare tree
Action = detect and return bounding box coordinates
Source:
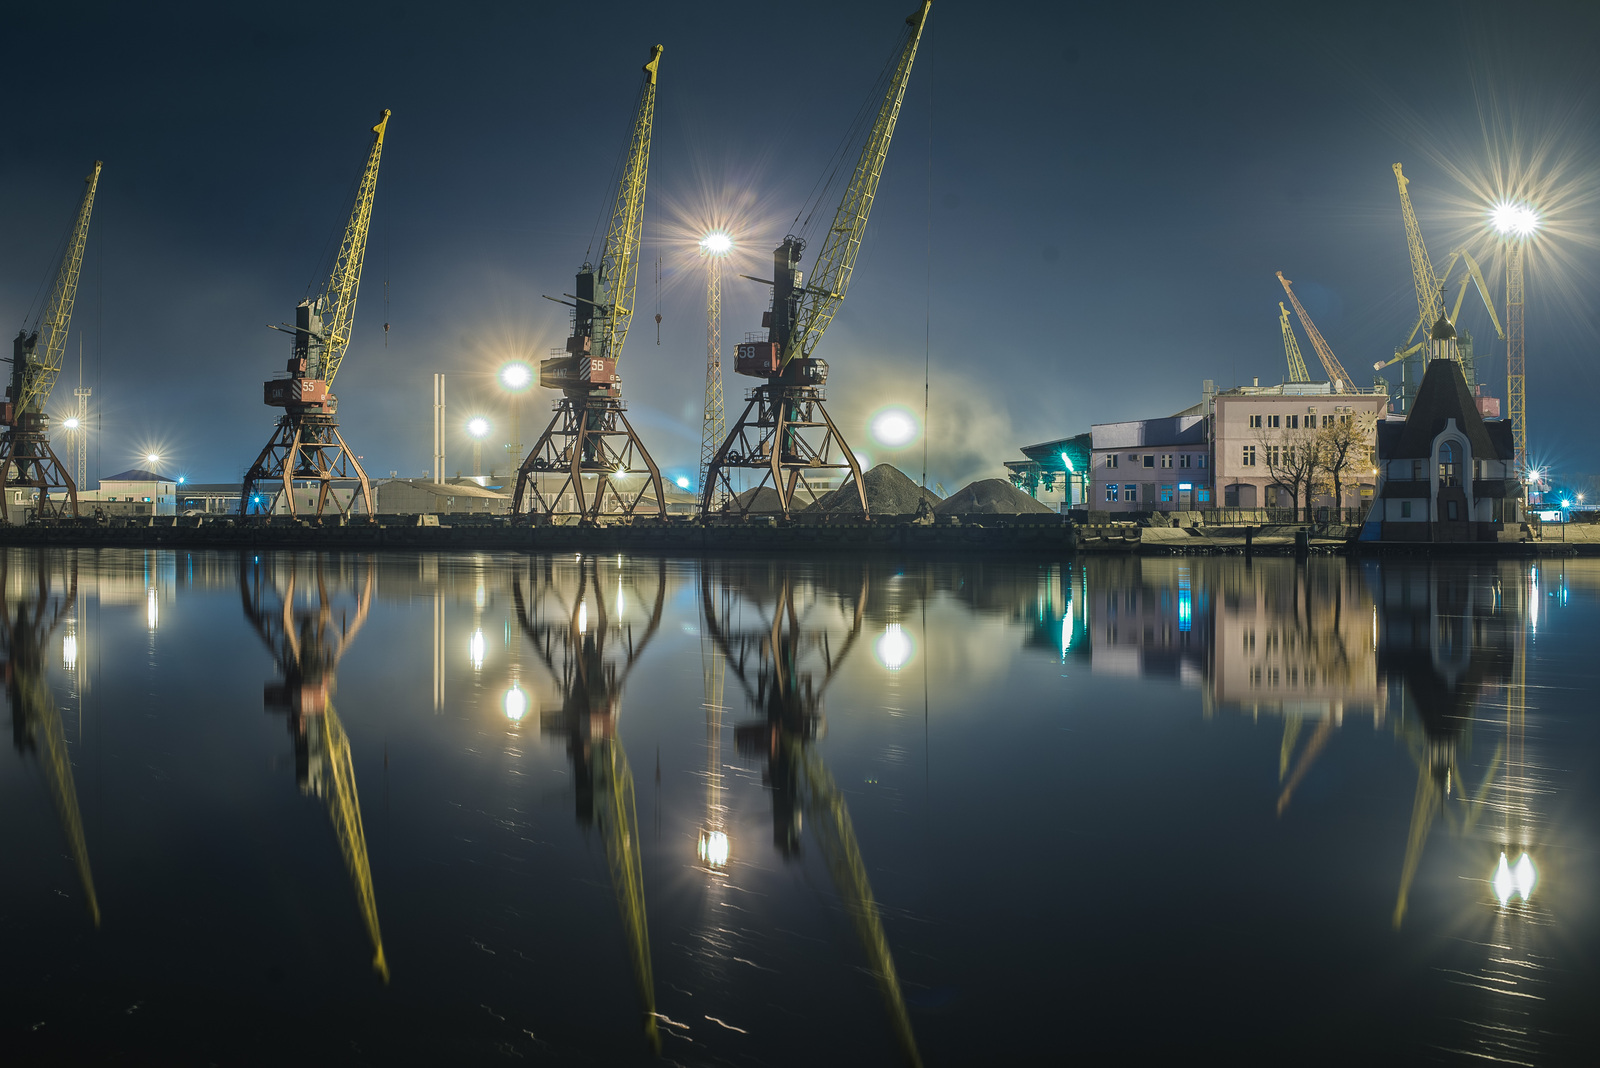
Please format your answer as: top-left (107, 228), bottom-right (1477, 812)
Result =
top-left (1256, 427), bottom-right (1321, 520)
top-left (1316, 415), bottom-right (1377, 517)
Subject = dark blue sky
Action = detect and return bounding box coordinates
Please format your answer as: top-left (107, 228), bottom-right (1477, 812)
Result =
top-left (3, 0), bottom-right (1596, 489)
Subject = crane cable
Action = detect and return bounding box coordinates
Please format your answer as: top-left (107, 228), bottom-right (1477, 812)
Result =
top-left (792, 23), bottom-right (913, 243)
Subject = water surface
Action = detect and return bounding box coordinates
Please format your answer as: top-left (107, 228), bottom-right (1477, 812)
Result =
top-left (3, 549), bottom-right (1594, 1064)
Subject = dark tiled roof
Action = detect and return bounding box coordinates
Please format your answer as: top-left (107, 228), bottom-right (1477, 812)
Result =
top-left (1387, 359), bottom-right (1504, 461)
top-left (102, 468), bottom-right (169, 483)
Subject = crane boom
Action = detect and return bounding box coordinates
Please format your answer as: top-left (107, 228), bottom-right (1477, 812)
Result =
top-left (1393, 164), bottom-right (1445, 339)
top-left (320, 111), bottom-right (389, 388)
top-left (594, 45), bottom-right (661, 365)
top-left (1276, 272), bottom-right (1352, 391)
top-left (1280, 302), bottom-right (1311, 384)
top-left (323, 705), bottom-right (389, 981)
top-left (13, 162), bottom-right (101, 419)
top-left (785, 1), bottom-right (930, 370)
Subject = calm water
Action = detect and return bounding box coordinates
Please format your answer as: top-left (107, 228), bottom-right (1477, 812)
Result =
top-left (3, 549), bottom-right (1595, 1065)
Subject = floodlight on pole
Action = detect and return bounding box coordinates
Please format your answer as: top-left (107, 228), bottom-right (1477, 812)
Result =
top-left (1491, 199), bottom-right (1539, 484)
top-left (499, 361), bottom-right (533, 476)
top-left (699, 232), bottom-right (731, 508)
top-left (467, 416), bottom-right (490, 478)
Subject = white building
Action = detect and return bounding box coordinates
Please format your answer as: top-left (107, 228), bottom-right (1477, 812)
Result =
top-left (1089, 409), bottom-right (1211, 513)
top-left (1213, 382), bottom-right (1388, 511)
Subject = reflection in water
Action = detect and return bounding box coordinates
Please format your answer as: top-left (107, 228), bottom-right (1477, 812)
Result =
top-left (3, 549), bottom-right (1591, 1062)
top-left (3, 551), bottom-right (99, 926)
top-left (703, 560), bottom-right (923, 1067)
top-left (239, 554), bottom-right (388, 981)
top-left (513, 554), bottom-right (665, 1053)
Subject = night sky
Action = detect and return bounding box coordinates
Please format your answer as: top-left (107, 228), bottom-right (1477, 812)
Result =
top-left (3, 0), bottom-right (1596, 490)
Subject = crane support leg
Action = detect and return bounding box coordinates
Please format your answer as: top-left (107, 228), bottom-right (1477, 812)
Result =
top-left (240, 414), bottom-right (374, 520)
top-left (700, 384), bottom-right (866, 520)
top-left (511, 397), bottom-right (666, 523)
top-left (0, 427), bottom-right (79, 524)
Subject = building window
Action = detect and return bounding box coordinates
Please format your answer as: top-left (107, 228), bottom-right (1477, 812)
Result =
top-left (1249, 414), bottom-right (1262, 428)
top-left (1142, 455), bottom-right (1155, 468)
top-left (1267, 415), bottom-right (1280, 428)
top-left (1179, 454), bottom-right (1192, 468)
top-left (1198, 454), bottom-right (1207, 468)
top-left (1105, 483), bottom-right (1118, 502)
top-left (1412, 460), bottom-right (1424, 481)
top-left (1401, 501), bottom-right (1412, 518)
top-left (1161, 454), bottom-right (1173, 468)
top-left (1286, 414), bottom-right (1299, 429)
top-left (1198, 488), bottom-right (1210, 502)
top-left (1160, 485), bottom-right (1174, 503)
top-left (1266, 445), bottom-right (1281, 466)
top-left (1125, 484), bottom-right (1138, 502)
top-left (1243, 445), bottom-right (1256, 467)
top-left (1447, 500), bottom-right (1459, 520)
top-left (1106, 454), bottom-right (1118, 469)
top-left (1322, 414), bottom-right (1334, 428)
top-left (1439, 442), bottom-right (1459, 487)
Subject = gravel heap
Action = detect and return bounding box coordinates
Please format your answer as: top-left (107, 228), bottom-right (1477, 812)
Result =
top-left (934, 478), bottom-right (1055, 515)
top-left (805, 464), bottom-right (942, 516)
top-left (733, 486), bottom-right (787, 512)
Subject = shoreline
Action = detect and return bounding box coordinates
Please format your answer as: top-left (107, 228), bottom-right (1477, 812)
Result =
top-left (0, 515), bottom-right (1594, 557)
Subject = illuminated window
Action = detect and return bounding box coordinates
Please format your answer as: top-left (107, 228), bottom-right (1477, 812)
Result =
top-left (1160, 485), bottom-right (1174, 503)
top-left (1125, 484), bottom-right (1138, 502)
top-left (1105, 483), bottom-right (1118, 502)
top-left (1198, 488), bottom-right (1210, 502)
top-left (1439, 442), bottom-right (1459, 487)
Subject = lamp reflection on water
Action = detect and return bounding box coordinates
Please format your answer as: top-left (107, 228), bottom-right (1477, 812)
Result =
top-left (503, 681), bottom-right (527, 722)
top-left (469, 627), bottom-right (485, 671)
top-left (146, 587), bottom-right (159, 631)
top-left (875, 624), bottom-right (912, 671)
top-left (1492, 851), bottom-right (1537, 907)
top-left (63, 629), bottom-right (78, 671)
top-left (697, 828), bottom-right (730, 870)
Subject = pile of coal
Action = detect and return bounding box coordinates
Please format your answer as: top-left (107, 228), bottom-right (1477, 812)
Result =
top-left (933, 478), bottom-right (1055, 515)
top-left (730, 486), bottom-right (787, 512)
top-left (805, 463), bottom-right (942, 516)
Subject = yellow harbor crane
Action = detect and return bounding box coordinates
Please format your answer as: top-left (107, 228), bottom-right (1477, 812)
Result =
top-left (1276, 272), bottom-right (1353, 392)
top-left (513, 556), bottom-right (667, 1052)
top-left (1, 163), bottom-right (101, 524)
top-left (1382, 164), bottom-right (1490, 409)
top-left (2, 552), bottom-right (99, 926)
top-left (241, 112), bottom-right (389, 519)
top-left (1280, 303), bottom-right (1311, 384)
top-left (241, 555), bottom-right (388, 980)
top-left (513, 47), bottom-right (665, 523)
top-left (704, 562), bottom-right (922, 1065)
top-left (701, 3), bottom-right (932, 519)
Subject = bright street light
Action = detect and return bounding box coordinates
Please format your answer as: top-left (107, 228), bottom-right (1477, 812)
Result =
top-left (700, 231), bottom-right (733, 256)
top-left (146, 452), bottom-right (161, 465)
top-left (63, 417), bottom-right (80, 430)
top-left (467, 417), bottom-right (489, 439)
top-left (675, 475), bottom-right (691, 489)
top-left (499, 362), bottom-right (532, 391)
top-left (1490, 201), bottom-right (1540, 237)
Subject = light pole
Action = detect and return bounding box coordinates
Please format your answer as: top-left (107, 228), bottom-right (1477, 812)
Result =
top-left (467, 417), bottom-right (490, 479)
top-left (1491, 200), bottom-right (1538, 484)
top-left (499, 361), bottom-right (533, 477)
top-left (700, 231), bottom-right (732, 506)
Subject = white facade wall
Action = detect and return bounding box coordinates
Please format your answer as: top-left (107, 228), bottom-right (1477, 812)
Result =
top-left (1089, 415), bottom-right (1210, 513)
top-left (1213, 389), bottom-right (1387, 509)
